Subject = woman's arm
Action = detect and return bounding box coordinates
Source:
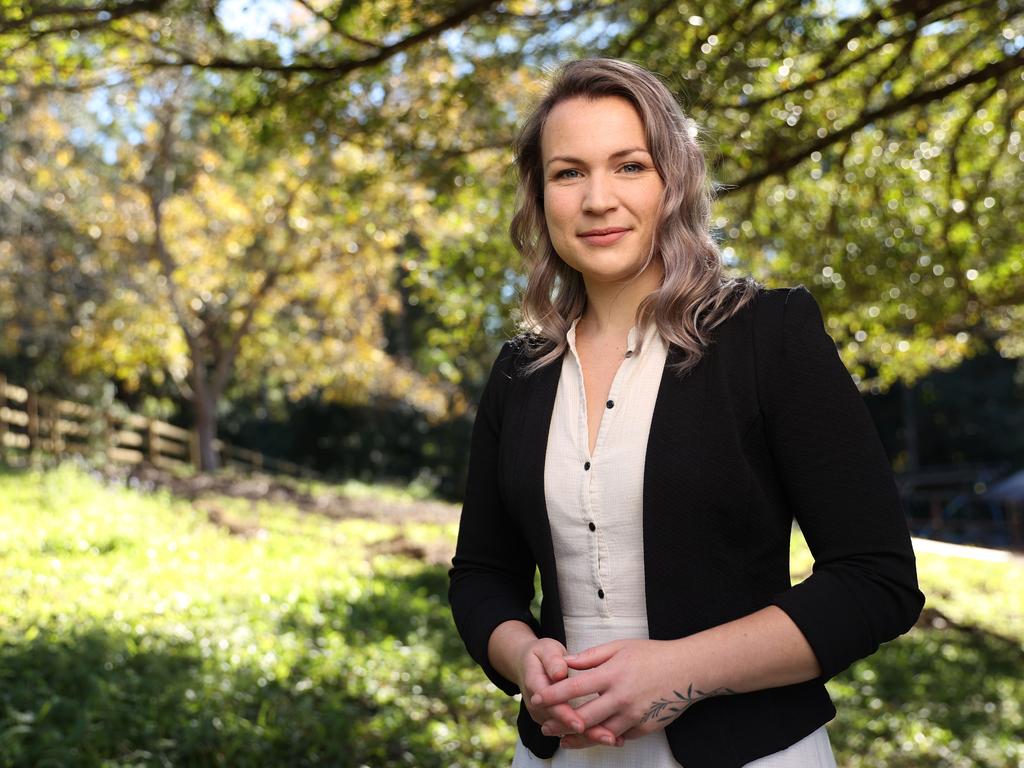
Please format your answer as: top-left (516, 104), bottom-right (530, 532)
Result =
top-left (448, 341), bottom-right (541, 696)
top-left (758, 286), bottom-right (925, 680)
top-left (530, 605), bottom-right (821, 743)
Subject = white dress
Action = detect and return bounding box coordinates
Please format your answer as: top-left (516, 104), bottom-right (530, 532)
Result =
top-left (511, 316), bottom-right (837, 768)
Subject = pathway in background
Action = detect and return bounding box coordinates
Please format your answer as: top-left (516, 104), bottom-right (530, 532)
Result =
top-left (912, 536), bottom-right (1024, 565)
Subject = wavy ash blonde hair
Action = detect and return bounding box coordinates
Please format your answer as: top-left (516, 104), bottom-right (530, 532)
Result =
top-left (509, 57), bottom-right (762, 378)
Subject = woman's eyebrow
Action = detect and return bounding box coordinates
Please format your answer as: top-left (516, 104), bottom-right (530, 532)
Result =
top-left (545, 147), bottom-right (651, 168)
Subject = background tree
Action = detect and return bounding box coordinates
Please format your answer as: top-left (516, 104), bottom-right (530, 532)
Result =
top-left (2, 0), bottom-right (1022, 473)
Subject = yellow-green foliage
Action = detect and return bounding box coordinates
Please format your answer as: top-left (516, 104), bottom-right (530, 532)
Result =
top-left (1, 464), bottom-right (1021, 767)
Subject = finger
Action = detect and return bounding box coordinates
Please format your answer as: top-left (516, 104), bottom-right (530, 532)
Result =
top-left (620, 725), bottom-right (645, 741)
top-left (543, 717), bottom-right (618, 741)
top-left (541, 651), bottom-right (569, 682)
top-left (530, 670), bottom-right (604, 709)
top-left (559, 734), bottom-right (602, 750)
top-left (545, 702), bottom-right (585, 734)
top-left (568, 691), bottom-right (625, 732)
top-left (541, 719), bottom-right (573, 738)
top-left (582, 724), bottom-right (624, 747)
top-left (560, 732), bottom-right (623, 749)
top-left (522, 664), bottom-right (555, 694)
top-left (586, 712), bottom-right (635, 739)
top-left (563, 642), bottom-right (619, 670)
top-left (559, 735), bottom-right (587, 749)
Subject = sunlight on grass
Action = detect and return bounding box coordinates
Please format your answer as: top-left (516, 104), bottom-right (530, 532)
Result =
top-left (1, 464), bottom-right (1021, 767)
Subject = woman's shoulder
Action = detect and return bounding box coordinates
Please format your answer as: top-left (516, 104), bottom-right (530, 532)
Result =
top-left (501, 330), bottom-right (557, 367)
top-left (709, 283), bottom-right (824, 358)
top-left (749, 282), bottom-right (815, 307)
top-left (701, 280), bottom-right (796, 334)
top-left (482, 332), bottom-right (552, 387)
top-left (744, 283), bottom-right (822, 327)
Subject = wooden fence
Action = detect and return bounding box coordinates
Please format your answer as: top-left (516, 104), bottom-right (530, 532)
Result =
top-left (0, 373), bottom-right (312, 477)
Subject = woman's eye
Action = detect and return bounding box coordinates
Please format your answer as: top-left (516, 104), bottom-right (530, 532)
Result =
top-left (554, 169), bottom-right (581, 180)
top-left (621, 162), bottom-right (645, 173)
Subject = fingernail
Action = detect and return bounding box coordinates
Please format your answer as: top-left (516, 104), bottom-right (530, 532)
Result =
top-left (574, 721), bottom-right (584, 734)
top-left (564, 653), bottom-right (578, 660)
top-left (541, 726), bottom-right (549, 736)
top-left (531, 694), bottom-right (541, 705)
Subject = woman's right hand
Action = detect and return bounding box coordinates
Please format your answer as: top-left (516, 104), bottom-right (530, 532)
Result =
top-left (517, 638), bottom-right (624, 749)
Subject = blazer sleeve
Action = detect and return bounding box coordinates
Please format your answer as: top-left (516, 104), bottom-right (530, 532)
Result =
top-left (448, 340), bottom-right (542, 696)
top-left (758, 286), bottom-right (925, 682)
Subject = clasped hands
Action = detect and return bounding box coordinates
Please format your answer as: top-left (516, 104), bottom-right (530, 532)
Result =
top-left (518, 637), bottom-right (693, 750)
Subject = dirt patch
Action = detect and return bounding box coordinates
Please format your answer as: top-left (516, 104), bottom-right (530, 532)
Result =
top-left (100, 462), bottom-right (462, 526)
top-left (366, 534), bottom-right (455, 567)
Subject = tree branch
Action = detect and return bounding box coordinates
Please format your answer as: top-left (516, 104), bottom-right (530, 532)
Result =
top-left (608, 0), bottom-right (675, 58)
top-left (719, 48), bottom-right (1024, 197)
top-left (0, 0), bottom-right (169, 33)
top-left (292, 0), bottom-right (383, 49)
top-left (141, 0), bottom-right (500, 76)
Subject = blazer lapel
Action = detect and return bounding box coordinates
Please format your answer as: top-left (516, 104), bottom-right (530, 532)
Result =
top-left (642, 342), bottom-right (709, 639)
top-left (511, 349), bottom-right (567, 643)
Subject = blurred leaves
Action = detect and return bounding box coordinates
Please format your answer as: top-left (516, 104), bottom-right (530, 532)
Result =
top-left (1, 0), bottom-right (1022, 416)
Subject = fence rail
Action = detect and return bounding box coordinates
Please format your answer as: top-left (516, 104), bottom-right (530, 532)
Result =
top-left (0, 373), bottom-right (313, 477)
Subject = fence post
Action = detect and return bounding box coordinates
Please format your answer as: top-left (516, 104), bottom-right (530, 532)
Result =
top-left (100, 411), bottom-right (112, 466)
top-left (26, 390), bottom-right (39, 465)
top-left (0, 373), bottom-right (7, 465)
top-left (147, 418), bottom-right (158, 466)
top-left (189, 429), bottom-right (200, 471)
top-left (52, 399), bottom-right (63, 462)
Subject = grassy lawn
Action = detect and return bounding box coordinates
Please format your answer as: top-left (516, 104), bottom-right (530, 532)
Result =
top-left (1, 463), bottom-right (1021, 767)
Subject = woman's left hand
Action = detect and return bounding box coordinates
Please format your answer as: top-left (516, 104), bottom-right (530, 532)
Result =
top-left (531, 638), bottom-right (730, 746)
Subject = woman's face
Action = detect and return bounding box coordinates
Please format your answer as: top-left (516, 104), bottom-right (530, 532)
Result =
top-left (540, 95), bottom-right (665, 286)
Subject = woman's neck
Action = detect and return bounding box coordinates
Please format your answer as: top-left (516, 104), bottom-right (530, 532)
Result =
top-left (577, 262), bottom-right (662, 342)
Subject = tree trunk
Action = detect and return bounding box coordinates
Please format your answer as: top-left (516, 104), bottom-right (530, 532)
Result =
top-left (901, 379), bottom-right (920, 472)
top-left (192, 386), bottom-right (220, 471)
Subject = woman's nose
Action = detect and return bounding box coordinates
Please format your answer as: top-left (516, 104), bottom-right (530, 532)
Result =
top-left (582, 174), bottom-right (618, 214)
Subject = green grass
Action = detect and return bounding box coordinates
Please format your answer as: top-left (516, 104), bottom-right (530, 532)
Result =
top-left (791, 539), bottom-right (1023, 767)
top-left (1, 463), bottom-right (1021, 767)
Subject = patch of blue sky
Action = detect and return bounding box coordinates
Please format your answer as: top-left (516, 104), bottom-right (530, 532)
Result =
top-left (368, 82), bottom-right (386, 107)
top-left (74, 74), bottom-right (170, 165)
top-left (217, 0), bottom-right (302, 63)
top-left (1005, 34), bottom-right (1024, 55)
top-left (833, 0), bottom-right (863, 19)
top-left (442, 8), bottom-right (625, 71)
top-left (218, 0), bottom-right (292, 39)
top-left (919, 19), bottom-right (966, 36)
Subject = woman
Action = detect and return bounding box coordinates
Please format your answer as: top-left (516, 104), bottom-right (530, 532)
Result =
top-left (448, 58), bottom-right (924, 767)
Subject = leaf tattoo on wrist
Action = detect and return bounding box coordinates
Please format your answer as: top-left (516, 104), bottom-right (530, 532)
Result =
top-left (639, 683), bottom-right (736, 725)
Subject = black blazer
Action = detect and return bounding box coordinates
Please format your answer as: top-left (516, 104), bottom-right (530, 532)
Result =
top-left (448, 285), bottom-right (925, 768)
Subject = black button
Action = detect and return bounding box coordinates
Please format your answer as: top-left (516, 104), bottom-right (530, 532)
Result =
top-left (597, 589), bottom-right (605, 599)
top-left (606, 400), bottom-right (614, 408)
top-left (584, 461), bottom-right (591, 470)
top-left (588, 522), bottom-right (596, 532)
top-left (624, 350), bottom-right (634, 357)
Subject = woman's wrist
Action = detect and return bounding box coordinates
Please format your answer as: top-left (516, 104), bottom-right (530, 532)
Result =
top-left (488, 619), bottom-right (540, 688)
top-left (651, 637), bottom-right (737, 716)
top-left (665, 606), bottom-right (822, 697)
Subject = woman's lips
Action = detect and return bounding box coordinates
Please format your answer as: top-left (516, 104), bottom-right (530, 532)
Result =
top-left (579, 229), bottom-right (629, 246)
